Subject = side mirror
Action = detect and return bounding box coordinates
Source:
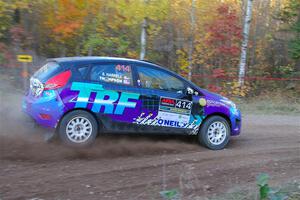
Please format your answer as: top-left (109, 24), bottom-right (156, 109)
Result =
top-left (185, 87), bottom-right (199, 96)
top-left (186, 87), bottom-right (194, 95)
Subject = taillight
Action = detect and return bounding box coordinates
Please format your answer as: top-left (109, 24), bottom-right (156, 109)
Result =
top-left (30, 77), bottom-right (44, 97)
top-left (44, 70), bottom-right (71, 90)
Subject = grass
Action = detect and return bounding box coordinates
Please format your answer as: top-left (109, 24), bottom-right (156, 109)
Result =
top-left (158, 181), bottom-right (300, 200)
top-left (209, 181), bottom-right (300, 200)
top-left (233, 91), bottom-right (300, 115)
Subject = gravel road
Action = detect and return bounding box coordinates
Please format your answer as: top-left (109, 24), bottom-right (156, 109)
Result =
top-left (0, 76), bottom-right (299, 200)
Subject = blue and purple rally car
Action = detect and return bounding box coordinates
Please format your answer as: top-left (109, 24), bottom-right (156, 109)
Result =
top-left (22, 57), bottom-right (241, 150)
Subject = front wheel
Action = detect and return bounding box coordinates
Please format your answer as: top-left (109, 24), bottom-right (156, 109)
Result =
top-left (198, 116), bottom-right (230, 150)
top-left (58, 110), bottom-right (98, 147)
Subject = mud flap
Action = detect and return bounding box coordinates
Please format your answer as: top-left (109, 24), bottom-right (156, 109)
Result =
top-left (44, 131), bottom-right (57, 143)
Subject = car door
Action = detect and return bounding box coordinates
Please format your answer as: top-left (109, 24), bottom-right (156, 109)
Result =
top-left (85, 61), bottom-right (143, 132)
top-left (133, 64), bottom-right (203, 134)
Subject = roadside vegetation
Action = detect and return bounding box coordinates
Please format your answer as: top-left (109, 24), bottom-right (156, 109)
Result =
top-left (235, 91), bottom-right (300, 115)
top-left (210, 174), bottom-right (300, 200)
top-left (159, 174), bottom-right (300, 200)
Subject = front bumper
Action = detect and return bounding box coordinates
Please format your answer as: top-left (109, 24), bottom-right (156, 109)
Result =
top-left (230, 108), bottom-right (242, 136)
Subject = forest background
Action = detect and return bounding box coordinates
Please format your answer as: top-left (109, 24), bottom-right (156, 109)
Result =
top-left (0, 0), bottom-right (299, 98)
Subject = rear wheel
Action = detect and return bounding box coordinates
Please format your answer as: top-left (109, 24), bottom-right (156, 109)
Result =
top-left (198, 116), bottom-right (230, 150)
top-left (58, 110), bottom-right (98, 146)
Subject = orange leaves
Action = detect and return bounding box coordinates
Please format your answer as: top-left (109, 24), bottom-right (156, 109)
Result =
top-left (212, 68), bottom-right (226, 78)
top-left (44, 0), bottom-right (88, 41)
top-left (227, 81), bottom-right (251, 97)
top-left (53, 22), bottom-right (82, 39)
top-left (207, 84), bottom-right (222, 93)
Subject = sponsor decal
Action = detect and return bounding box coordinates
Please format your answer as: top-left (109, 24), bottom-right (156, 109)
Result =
top-left (199, 98), bottom-right (207, 106)
top-left (133, 97), bottom-right (201, 129)
top-left (134, 112), bottom-right (188, 128)
top-left (206, 99), bottom-right (226, 107)
top-left (70, 82), bottom-right (140, 115)
top-left (159, 97), bottom-right (192, 115)
top-left (161, 98), bottom-right (176, 107)
top-left (134, 112), bottom-right (202, 130)
top-left (156, 111), bottom-right (190, 128)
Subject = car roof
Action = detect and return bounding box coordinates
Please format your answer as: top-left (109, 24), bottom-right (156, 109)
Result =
top-left (47, 56), bottom-right (160, 67)
top-left (46, 56), bottom-right (200, 89)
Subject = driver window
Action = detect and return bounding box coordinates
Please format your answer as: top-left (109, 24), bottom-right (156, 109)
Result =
top-left (136, 66), bottom-right (185, 92)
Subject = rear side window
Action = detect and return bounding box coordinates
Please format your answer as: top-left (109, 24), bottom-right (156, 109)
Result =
top-left (90, 63), bottom-right (133, 86)
top-left (78, 66), bottom-right (89, 78)
top-left (33, 62), bottom-right (61, 82)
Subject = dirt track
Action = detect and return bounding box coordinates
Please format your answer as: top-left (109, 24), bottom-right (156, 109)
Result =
top-left (0, 77), bottom-right (299, 200)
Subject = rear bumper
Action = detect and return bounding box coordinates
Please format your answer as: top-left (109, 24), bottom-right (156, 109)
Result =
top-left (22, 90), bottom-right (64, 129)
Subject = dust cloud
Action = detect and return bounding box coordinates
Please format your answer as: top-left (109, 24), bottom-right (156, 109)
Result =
top-left (0, 77), bottom-right (199, 163)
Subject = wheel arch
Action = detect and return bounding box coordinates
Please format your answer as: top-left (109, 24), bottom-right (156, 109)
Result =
top-left (56, 108), bottom-right (101, 131)
top-left (200, 112), bottom-right (232, 131)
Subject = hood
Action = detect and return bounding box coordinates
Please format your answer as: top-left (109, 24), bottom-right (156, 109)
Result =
top-left (198, 88), bottom-right (226, 101)
top-left (198, 88), bottom-right (237, 110)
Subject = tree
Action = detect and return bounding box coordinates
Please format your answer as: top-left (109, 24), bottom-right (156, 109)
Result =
top-left (1, 0), bottom-right (298, 97)
top-left (238, 0), bottom-right (253, 86)
top-left (290, 16), bottom-right (300, 61)
top-left (285, 0), bottom-right (300, 61)
top-left (140, 18), bottom-right (147, 60)
top-left (206, 4), bottom-right (242, 68)
top-left (187, 0), bottom-right (196, 81)
top-left (43, 0), bottom-right (89, 56)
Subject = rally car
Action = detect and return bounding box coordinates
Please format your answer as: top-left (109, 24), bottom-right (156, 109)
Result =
top-left (22, 57), bottom-right (241, 150)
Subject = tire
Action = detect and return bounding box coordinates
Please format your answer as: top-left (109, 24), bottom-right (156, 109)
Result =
top-left (58, 110), bottom-right (98, 147)
top-left (198, 116), bottom-right (230, 150)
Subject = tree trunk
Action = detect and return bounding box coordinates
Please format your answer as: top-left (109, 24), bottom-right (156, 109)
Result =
top-left (60, 45), bottom-right (66, 57)
top-left (140, 18), bottom-right (147, 60)
top-left (295, 13), bottom-right (300, 71)
top-left (238, 0), bottom-right (253, 86)
top-left (75, 43), bottom-right (81, 56)
top-left (88, 46), bottom-right (93, 56)
top-left (249, 0), bottom-right (263, 67)
top-left (188, 0), bottom-right (196, 81)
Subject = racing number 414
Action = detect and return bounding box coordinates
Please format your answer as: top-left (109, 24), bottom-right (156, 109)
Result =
top-left (176, 100), bottom-right (192, 110)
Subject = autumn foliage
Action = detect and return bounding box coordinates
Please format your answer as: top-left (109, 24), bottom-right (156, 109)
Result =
top-left (0, 0), bottom-right (299, 97)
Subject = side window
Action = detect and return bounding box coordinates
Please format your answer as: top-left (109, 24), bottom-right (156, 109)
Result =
top-left (72, 65), bottom-right (89, 80)
top-left (90, 63), bottom-right (133, 86)
top-left (78, 66), bottom-right (89, 78)
top-left (137, 66), bottom-right (185, 92)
